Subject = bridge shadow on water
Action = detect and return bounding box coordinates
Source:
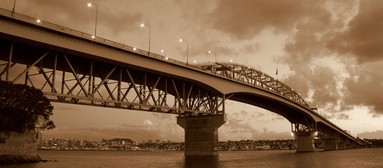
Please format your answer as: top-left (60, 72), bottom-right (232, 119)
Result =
top-left (183, 156), bottom-right (220, 168)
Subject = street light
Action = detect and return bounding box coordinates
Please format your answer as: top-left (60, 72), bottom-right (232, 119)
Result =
top-left (12, 0), bottom-right (16, 16)
top-left (87, 2), bottom-right (98, 39)
top-left (179, 38), bottom-right (189, 65)
top-left (208, 50), bottom-right (217, 63)
top-left (161, 49), bottom-right (168, 60)
top-left (140, 23), bottom-right (151, 53)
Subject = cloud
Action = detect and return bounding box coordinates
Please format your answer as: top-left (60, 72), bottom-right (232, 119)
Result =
top-left (324, 0), bottom-right (383, 115)
top-left (248, 1), bottom-right (347, 115)
top-left (335, 112), bottom-right (350, 120)
top-left (19, 0), bottom-right (143, 36)
top-left (221, 109), bottom-right (290, 140)
top-left (358, 130), bottom-right (383, 139)
top-left (208, 0), bottom-right (326, 40)
top-left (344, 61), bottom-right (383, 114)
top-left (279, 0), bottom-right (383, 117)
top-left (328, 0), bottom-right (383, 63)
top-left (284, 64), bottom-right (341, 108)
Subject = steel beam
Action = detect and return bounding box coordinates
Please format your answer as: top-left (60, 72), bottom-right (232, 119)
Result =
top-left (0, 41), bottom-right (223, 115)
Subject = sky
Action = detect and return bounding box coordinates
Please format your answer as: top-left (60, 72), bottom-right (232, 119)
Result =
top-left (1, 0), bottom-right (383, 142)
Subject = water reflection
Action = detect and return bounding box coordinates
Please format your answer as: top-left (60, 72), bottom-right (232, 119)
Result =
top-left (183, 156), bottom-right (220, 168)
top-left (0, 163), bottom-right (38, 168)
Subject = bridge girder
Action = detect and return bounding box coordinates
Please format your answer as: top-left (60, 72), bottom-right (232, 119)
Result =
top-left (0, 40), bottom-right (224, 116)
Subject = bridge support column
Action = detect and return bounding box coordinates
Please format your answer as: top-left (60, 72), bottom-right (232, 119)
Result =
top-left (177, 114), bottom-right (226, 157)
top-left (294, 132), bottom-right (315, 152)
top-left (322, 139), bottom-right (338, 151)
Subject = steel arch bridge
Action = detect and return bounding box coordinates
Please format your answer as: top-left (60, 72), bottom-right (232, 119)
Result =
top-left (0, 8), bottom-right (367, 151)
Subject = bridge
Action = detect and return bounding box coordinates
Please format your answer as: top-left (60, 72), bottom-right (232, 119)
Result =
top-left (0, 8), bottom-right (366, 157)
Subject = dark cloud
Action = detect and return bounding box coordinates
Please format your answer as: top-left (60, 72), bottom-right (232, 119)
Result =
top-left (18, 0), bottom-right (142, 35)
top-left (344, 61), bottom-right (383, 114)
top-left (283, 64), bottom-right (341, 108)
top-left (326, 0), bottom-right (383, 115)
top-left (279, 0), bottom-right (383, 117)
top-left (209, 0), bottom-right (325, 40)
top-left (328, 0), bottom-right (383, 63)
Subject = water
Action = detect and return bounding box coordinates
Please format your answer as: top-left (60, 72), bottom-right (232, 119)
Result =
top-left (1, 148), bottom-right (383, 168)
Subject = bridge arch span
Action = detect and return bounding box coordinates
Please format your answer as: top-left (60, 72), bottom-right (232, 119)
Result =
top-left (225, 91), bottom-right (315, 125)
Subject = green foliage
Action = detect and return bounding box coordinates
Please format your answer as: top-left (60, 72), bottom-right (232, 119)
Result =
top-left (0, 81), bottom-right (55, 133)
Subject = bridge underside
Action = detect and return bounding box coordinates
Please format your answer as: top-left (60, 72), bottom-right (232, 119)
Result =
top-left (0, 38), bottom-right (224, 116)
top-left (228, 93), bottom-right (315, 126)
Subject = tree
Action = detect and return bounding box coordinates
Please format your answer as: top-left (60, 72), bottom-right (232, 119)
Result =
top-left (0, 81), bottom-right (55, 133)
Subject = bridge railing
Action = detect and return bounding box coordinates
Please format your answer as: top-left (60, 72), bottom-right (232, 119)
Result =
top-left (0, 8), bottom-right (190, 67)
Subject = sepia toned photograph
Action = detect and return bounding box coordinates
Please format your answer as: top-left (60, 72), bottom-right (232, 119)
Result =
top-left (0, 0), bottom-right (382, 167)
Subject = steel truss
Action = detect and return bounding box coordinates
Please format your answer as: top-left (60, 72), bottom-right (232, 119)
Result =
top-left (197, 63), bottom-right (308, 108)
top-left (316, 122), bottom-right (355, 144)
top-left (316, 122), bottom-right (340, 140)
top-left (291, 122), bottom-right (316, 135)
top-left (0, 41), bottom-right (224, 116)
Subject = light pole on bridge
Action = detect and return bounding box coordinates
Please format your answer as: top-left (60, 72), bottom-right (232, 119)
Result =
top-left (87, 2), bottom-right (98, 39)
top-left (208, 50), bottom-right (217, 63)
top-left (179, 38), bottom-right (189, 65)
top-left (12, 0), bottom-right (16, 16)
top-left (161, 49), bottom-right (168, 60)
top-left (140, 23), bottom-right (151, 54)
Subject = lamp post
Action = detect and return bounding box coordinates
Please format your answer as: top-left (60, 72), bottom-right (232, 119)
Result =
top-left (140, 23), bottom-right (151, 54)
top-left (208, 50), bottom-right (217, 63)
top-left (161, 49), bottom-right (168, 60)
top-left (12, 0), bottom-right (16, 16)
top-left (87, 2), bottom-right (98, 39)
top-left (179, 38), bottom-right (189, 65)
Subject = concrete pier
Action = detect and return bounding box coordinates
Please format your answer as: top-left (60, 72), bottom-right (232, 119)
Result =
top-left (294, 132), bottom-right (315, 152)
top-left (177, 114), bottom-right (226, 157)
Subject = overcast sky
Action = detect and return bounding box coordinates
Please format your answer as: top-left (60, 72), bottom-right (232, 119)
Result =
top-left (2, 0), bottom-right (383, 141)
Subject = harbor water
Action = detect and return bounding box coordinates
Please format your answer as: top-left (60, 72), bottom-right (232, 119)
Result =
top-left (1, 148), bottom-right (383, 168)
